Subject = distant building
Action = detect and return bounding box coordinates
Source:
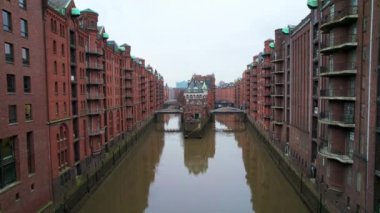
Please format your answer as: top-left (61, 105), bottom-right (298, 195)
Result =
top-left (176, 81), bottom-right (188, 89)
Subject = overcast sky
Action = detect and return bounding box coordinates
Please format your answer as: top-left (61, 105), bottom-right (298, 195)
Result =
top-left (74, 0), bottom-right (309, 87)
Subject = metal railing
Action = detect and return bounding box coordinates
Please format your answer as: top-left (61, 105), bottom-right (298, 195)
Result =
top-left (319, 140), bottom-right (353, 158)
top-left (321, 6), bottom-right (358, 26)
top-left (86, 62), bottom-right (104, 70)
top-left (321, 34), bottom-right (357, 49)
top-left (86, 77), bottom-right (104, 85)
top-left (320, 88), bottom-right (355, 98)
top-left (85, 46), bottom-right (103, 55)
top-left (319, 111), bottom-right (354, 124)
top-left (86, 93), bottom-right (104, 100)
top-left (320, 62), bottom-right (357, 74)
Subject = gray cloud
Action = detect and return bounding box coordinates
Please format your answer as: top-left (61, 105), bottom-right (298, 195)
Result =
top-left (75, 0), bottom-right (309, 86)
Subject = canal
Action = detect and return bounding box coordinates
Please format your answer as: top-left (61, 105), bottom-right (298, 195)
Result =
top-left (80, 114), bottom-right (309, 213)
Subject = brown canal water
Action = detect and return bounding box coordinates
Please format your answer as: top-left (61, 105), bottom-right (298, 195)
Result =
top-left (80, 114), bottom-right (309, 213)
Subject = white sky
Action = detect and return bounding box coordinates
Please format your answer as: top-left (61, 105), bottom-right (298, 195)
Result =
top-left (74, 0), bottom-right (309, 87)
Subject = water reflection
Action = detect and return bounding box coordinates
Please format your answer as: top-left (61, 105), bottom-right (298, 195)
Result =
top-left (80, 122), bottom-right (165, 213)
top-left (183, 125), bottom-right (215, 175)
top-left (80, 114), bottom-right (309, 213)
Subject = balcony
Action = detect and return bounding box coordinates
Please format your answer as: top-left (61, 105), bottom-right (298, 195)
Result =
top-left (71, 75), bottom-right (77, 84)
top-left (271, 91), bottom-right (284, 97)
top-left (320, 6), bottom-right (358, 32)
top-left (271, 105), bottom-right (284, 109)
top-left (320, 88), bottom-right (355, 101)
top-left (88, 128), bottom-right (104, 136)
top-left (275, 77), bottom-right (284, 85)
top-left (86, 77), bottom-right (104, 85)
top-left (126, 101), bottom-right (133, 106)
top-left (87, 108), bottom-right (103, 115)
top-left (272, 120), bottom-right (284, 125)
top-left (261, 72), bottom-right (271, 78)
top-left (86, 62), bottom-right (104, 71)
top-left (320, 62), bottom-right (357, 77)
top-left (86, 93), bottom-right (104, 100)
top-left (125, 83), bottom-right (132, 89)
top-left (319, 111), bottom-right (355, 128)
top-left (85, 46), bottom-right (103, 56)
top-left (320, 34), bottom-right (357, 54)
top-left (262, 62), bottom-right (272, 70)
top-left (271, 55), bottom-right (284, 63)
top-left (318, 142), bottom-right (353, 164)
top-left (264, 100), bottom-right (271, 106)
top-left (125, 73), bottom-right (133, 80)
top-left (126, 92), bottom-right (133, 98)
top-left (376, 170), bottom-right (380, 178)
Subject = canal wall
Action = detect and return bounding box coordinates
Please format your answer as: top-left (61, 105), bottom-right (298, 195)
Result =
top-left (53, 116), bottom-right (155, 213)
top-left (246, 116), bottom-right (329, 213)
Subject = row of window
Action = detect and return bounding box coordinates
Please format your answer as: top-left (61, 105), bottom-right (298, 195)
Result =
top-left (8, 104), bottom-right (32, 124)
top-left (5, 0), bottom-right (27, 9)
top-left (5, 42), bottom-right (29, 65)
top-left (2, 10), bottom-right (28, 37)
top-left (6, 74), bottom-right (31, 93)
top-left (0, 131), bottom-right (35, 189)
top-left (50, 18), bottom-right (65, 38)
top-left (55, 102), bottom-right (67, 115)
top-left (52, 40), bottom-right (65, 57)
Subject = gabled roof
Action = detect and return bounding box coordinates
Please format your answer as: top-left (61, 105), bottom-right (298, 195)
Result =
top-left (186, 79), bottom-right (207, 93)
top-left (48, 0), bottom-right (72, 15)
top-left (48, 0), bottom-right (72, 10)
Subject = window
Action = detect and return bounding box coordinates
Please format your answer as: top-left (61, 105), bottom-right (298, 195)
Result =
top-left (54, 61), bottom-right (57, 74)
top-left (63, 83), bottom-right (66, 95)
top-left (62, 63), bottom-right (65, 76)
top-left (0, 136), bottom-right (17, 188)
top-left (356, 173), bottom-right (361, 192)
top-left (61, 44), bottom-right (65, 56)
top-left (7, 74), bottom-right (16, 93)
top-left (19, 0), bottom-right (26, 9)
top-left (55, 103), bottom-right (59, 115)
top-left (53, 40), bottom-right (57, 54)
top-left (54, 82), bottom-right (58, 95)
top-left (63, 102), bottom-right (67, 114)
top-left (25, 104), bottom-right (32, 121)
top-left (22, 48), bottom-right (29, 65)
top-left (5, 43), bottom-right (14, 63)
top-left (23, 76), bottom-right (31, 93)
top-left (20, 19), bottom-right (28, 38)
top-left (26, 132), bottom-right (35, 174)
top-left (2, 10), bottom-right (12, 32)
top-left (8, 105), bottom-right (17, 123)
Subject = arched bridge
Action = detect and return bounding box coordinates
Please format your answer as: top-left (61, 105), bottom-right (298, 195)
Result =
top-left (210, 107), bottom-right (246, 114)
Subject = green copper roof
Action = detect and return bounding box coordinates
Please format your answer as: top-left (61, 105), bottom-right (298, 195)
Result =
top-left (71, 8), bottom-right (80, 16)
top-left (118, 46), bottom-right (126, 52)
top-left (102, 33), bottom-right (109, 40)
top-left (48, 0), bottom-right (71, 15)
top-left (81, 8), bottom-right (98, 15)
top-left (307, 0), bottom-right (318, 9)
top-left (269, 42), bottom-right (275, 49)
top-left (282, 27), bottom-right (290, 35)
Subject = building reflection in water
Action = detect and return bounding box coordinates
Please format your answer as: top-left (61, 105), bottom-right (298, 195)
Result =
top-left (183, 124), bottom-right (215, 175)
top-left (234, 123), bottom-right (309, 212)
top-left (80, 114), bottom-right (309, 213)
top-left (80, 121), bottom-right (165, 213)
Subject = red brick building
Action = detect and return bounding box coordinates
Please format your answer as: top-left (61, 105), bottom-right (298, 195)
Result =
top-left (247, 40), bottom-right (273, 131)
top-left (191, 74), bottom-right (216, 110)
top-left (0, 0), bottom-right (52, 212)
top-left (215, 85), bottom-right (235, 106)
top-left (235, 0), bottom-right (380, 211)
